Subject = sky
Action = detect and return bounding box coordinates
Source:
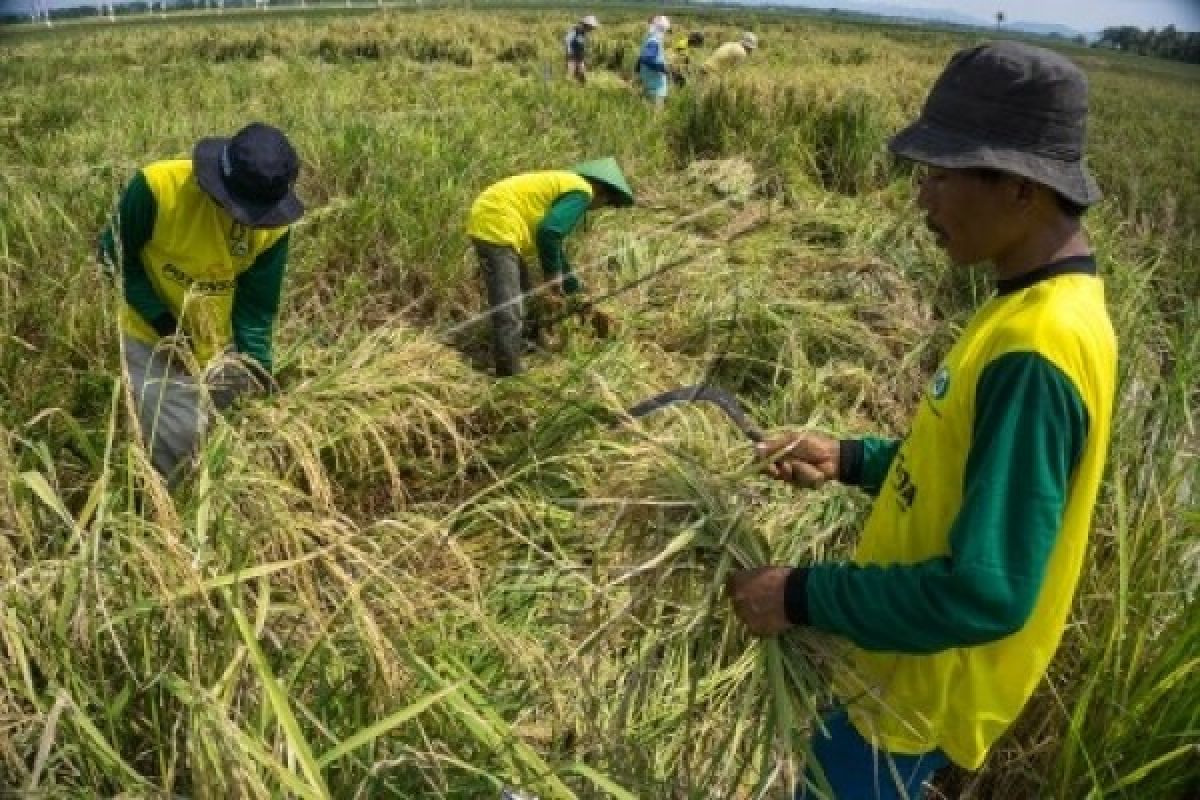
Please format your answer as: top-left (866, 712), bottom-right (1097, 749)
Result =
top-left (3, 0), bottom-right (1199, 31)
top-left (838, 0), bottom-right (1200, 31)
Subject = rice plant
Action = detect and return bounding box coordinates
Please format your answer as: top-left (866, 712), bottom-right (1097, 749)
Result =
top-left (1, 7), bottom-right (1196, 798)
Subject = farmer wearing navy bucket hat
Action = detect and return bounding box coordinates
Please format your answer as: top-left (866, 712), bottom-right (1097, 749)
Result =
top-left (194, 122), bottom-right (305, 227)
top-left (727, 42), bottom-right (1116, 798)
top-left (99, 122), bottom-right (305, 484)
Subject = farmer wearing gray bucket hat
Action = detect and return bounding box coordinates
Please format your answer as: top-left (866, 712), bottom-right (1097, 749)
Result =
top-left (889, 40), bottom-right (1101, 208)
top-left (98, 122), bottom-right (305, 484)
top-left (728, 42), bottom-right (1116, 798)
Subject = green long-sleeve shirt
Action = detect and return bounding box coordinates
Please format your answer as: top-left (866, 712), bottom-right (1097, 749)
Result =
top-left (535, 190), bottom-right (590, 294)
top-left (98, 172), bottom-right (289, 371)
top-left (787, 351), bottom-right (1088, 654)
top-left (99, 172), bottom-right (172, 331)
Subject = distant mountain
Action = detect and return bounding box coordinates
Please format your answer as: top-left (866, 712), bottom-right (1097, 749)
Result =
top-left (825, 2), bottom-right (988, 28)
top-left (717, 1), bottom-right (1092, 40)
top-left (1002, 20), bottom-right (1087, 39)
top-left (721, 0), bottom-right (990, 28)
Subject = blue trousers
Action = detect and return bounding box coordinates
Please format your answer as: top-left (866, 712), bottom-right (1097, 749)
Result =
top-left (796, 710), bottom-right (949, 800)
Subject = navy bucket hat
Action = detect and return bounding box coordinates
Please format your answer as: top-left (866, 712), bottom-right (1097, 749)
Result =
top-left (194, 122), bottom-right (305, 227)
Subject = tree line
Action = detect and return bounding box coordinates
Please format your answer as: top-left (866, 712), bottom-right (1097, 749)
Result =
top-left (1096, 25), bottom-right (1200, 64)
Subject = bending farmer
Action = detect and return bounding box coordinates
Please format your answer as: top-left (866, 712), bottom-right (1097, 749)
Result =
top-left (564, 14), bottom-right (599, 85)
top-left (669, 31), bottom-right (705, 87)
top-left (727, 43), bottom-right (1116, 799)
top-left (466, 158), bottom-right (634, 376)
top-left (99, 122), bottom-right (305, 483)
top-left (701, 31), bottom-right (758, 76)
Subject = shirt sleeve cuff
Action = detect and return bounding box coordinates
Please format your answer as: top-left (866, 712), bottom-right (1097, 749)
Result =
top-left (151, 312), bottom-right (179, 338)
top-left (784, 567), bottom-right (810, 626)
top-left (838, 439), bottom-right (864, 485)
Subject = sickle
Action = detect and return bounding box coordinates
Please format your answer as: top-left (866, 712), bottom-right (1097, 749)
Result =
top-left (622, 384), bottom-right (764, 443)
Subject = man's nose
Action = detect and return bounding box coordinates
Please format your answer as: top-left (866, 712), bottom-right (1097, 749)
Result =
top-left (916, 177), bottom-right (935, 211)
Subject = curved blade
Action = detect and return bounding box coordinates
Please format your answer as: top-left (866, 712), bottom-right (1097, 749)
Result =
top-left (624, 384), bottom-right (764, 442)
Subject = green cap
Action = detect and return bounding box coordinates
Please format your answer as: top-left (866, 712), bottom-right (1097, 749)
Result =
top-left (571, 157), bottom-right (635, 207)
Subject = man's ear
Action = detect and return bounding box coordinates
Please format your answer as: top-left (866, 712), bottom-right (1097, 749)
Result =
top-left (1014, 177), bottom-right (1038, 209)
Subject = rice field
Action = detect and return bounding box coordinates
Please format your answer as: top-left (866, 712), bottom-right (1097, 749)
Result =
top-left (0, 6), bottom-right (1197, 798)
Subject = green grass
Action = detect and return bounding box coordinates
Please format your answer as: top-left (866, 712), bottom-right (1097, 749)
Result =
top-left (1, 7), bottom-right (1197, 798)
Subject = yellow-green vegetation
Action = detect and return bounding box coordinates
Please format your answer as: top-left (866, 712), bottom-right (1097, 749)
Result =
top-left (1, 8), bottom-right (1197, 798)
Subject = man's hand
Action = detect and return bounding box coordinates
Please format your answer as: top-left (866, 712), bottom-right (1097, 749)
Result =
top-left (755, 432), bottom-right (839, 489)
top-left (537, 288), bottom-right (568, 321)
top-left (207, 355), bottom-right (276, 411)
top-left (243, 358), bottom-right (279, 396)
top-left (727, 566), bottom-right (794, 636)
top-left (588, 307), bottom-right (617, 338)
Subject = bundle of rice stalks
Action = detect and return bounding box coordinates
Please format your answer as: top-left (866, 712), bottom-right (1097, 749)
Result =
top-left (566, 421), bottom-right (852, 796)
top-left (807, 89), bottom-right (892, 196)
top-left (585, 70), bottom-right (636, 92)
top-left (1, 413), bottom-right (515, 795)
top-left (449, 394), bottom-right (853, 796)
top-left (195, 31), bottom-right (281, 62)
top-left (669, 82), bottom-right (765, 164)
top-left (589, 40), bottom-right (634, 73)
top-left (397, 32), bottom-right (474, 67)
top-left (213, 324), bottom-right (483, 511)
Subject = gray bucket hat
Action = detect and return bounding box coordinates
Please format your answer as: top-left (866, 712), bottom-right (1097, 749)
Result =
top-left (889, 41), bottom-right (1101, 206)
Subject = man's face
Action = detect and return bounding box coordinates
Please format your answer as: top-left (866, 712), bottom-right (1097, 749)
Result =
top-left (916, 166), bottom-right (1023, 267)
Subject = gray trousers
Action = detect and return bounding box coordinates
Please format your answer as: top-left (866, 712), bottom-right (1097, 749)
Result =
top-left (472, 238), bottom-right (536, 376)
top-left (123, 337), bottom-right (208, 483)
top-left (123, 337), bottom-right (265, 484)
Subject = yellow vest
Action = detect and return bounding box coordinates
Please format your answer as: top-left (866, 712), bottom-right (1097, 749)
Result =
top-left (841, 274), bottom-right (1117, 769)
top-left (466, 171), bottom-right (593, 263)
top-left (121, 160), bottom-right (289, 366)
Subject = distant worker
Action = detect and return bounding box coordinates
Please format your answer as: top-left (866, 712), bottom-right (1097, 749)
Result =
top-left (466, 158), bottom-right (635, 376)
top-left (99, 123), bottom-right (304, 483)
top-left (564, 14), bottom-right (600, 85)
top-left (702, 31), bottom-right (758, 75)
top-left (636, 15), bottom-right (671, 109)
top-left (670, 30), bottom-right (705, 87)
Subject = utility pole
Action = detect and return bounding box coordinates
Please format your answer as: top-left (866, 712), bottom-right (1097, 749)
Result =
top-left (31, 0), bottom-right (52, 26)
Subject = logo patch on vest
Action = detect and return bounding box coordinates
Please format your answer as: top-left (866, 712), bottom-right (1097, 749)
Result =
top-left (160, 262), bottom-right (235, 294)
top-left (229, 222), bottom-right (250, 257)
top-left (892, 452), bottom-right (917, 511)
top-left (931, 366), bottom-right (951, 400)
